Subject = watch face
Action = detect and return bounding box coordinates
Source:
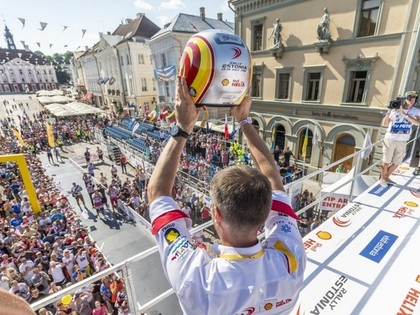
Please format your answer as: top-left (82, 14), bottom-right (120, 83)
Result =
top-left (170, 125), bottom-right (180, 136)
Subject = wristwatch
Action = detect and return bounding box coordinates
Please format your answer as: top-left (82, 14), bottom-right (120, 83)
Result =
top-left (170, 125), bottom-right (190, 139)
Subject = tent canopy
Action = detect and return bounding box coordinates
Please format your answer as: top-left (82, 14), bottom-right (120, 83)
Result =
top-left (36, 89), bottom-right (64, 97)
top-left (44, 102), bottom-right (105, 117)
top-left (38, 95), bottom-right (73, 104)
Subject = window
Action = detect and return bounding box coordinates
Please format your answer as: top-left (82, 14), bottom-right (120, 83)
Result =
top-left (138, 54), bottom-right (145, 64)
top-left (141, 78), bottom-right (147, 91)
top-left (275, 67), bottom-right (293, 100)
top-left (126, 54), bottom-right (130, 65)
top-left (347, 71), bottom-right (367, 103)
top-left (251, 18), bottom-right (266, 51)
top-left (303, 66), bottom-right (325, 102)
top-left (152, 78), bottom-right (156, 91)
top-left (161, 53), bottom-right (167, 67)
top-left (150, 55), bottom-right (153, 64)
top-left (357, 0), bottom-right (381, 37)
top-left (343, 56), bottom-right (376, 105)
top-left (120, 55), bottom-right (124, 66)
top-left (251, 65), bottom-right (263, 98)
top-left (165, 82), bottom-right (170, 97)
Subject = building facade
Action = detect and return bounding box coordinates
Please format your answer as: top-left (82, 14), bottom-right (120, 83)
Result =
top-left (149, 7), bottom-right (234, 117)
top-left (230, 0), bottom-right (420, 173)
top-left (72, 13), bottom-right (160, 115)
top-left (0, 25), bottom-right (58, 94)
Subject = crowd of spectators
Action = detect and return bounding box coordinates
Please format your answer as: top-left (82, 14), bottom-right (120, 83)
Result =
top-left (0, 99), bottom-right (130, 314)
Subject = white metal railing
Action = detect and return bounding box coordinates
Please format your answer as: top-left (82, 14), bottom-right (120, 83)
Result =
top-left (32, 131), bottom-right (420, 314)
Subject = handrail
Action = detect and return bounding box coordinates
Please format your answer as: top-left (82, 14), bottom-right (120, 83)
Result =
top-left (38, 128), bottom-right (417, 314)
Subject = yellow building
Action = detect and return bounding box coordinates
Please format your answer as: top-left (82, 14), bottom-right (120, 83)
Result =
top-left (230, 0), bottom-right (420, 173)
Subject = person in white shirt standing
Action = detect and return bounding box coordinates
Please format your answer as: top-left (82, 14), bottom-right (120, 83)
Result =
top-left (147, 77), bottom-right (306, 315)
top-left (381, 91), bottom-right (420, 187)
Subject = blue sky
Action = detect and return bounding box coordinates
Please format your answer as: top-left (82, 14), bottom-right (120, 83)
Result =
top-left (0, 0), bottom-right (234, 55)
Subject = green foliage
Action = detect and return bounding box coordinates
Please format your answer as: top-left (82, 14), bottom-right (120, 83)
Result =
top-left (38, 51), bottom-right (73, 85)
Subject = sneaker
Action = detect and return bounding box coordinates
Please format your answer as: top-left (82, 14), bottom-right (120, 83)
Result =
top-left (387, 178), bottom-right (397, 185)
top-left (414, 168), bottom-right (420, 176)
top-left (379, 179), bottom-right (388, 188)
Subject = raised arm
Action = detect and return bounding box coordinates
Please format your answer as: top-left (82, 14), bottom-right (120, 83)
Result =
top-left (148, 77), bottom-right (199, 204)
top-left (231, 97), bottom-right (284, 192)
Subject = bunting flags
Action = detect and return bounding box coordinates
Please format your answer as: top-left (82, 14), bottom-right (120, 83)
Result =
top-left (18, 18), bottom-right (25, 28)
top-left (39, 22), bottom-right (48, 31)
top-left (301, 126), bottom-right (309, 159)
top-left (230, 128), bottom-right (237, 139)
top-left (360, 133), bottom-right (372, 160)
top-left (20, 40), bottom-right (25, 47)
top-left (63, 26), bottom-right (68, 32)
top-left (224, 113), bottom-right (230, 140)
top-left (46, 123), bottom-right (55, 148)
top-left (147, 105), bottom-right (159, 121)
top-left (36, 42), bottom-right (41, 48)
top-left (82, 29), bottom-right (87, 38)
top-left (13, 129), bottom-right (26, 147)
top-left (154, 65), bottom-right (177, 81)
top-left (49, 44), bottom-right (53, 49)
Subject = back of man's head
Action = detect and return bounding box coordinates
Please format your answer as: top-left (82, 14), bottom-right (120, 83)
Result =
top-left (210, 166), bottom-right (272, 232)
top-left (0, 289), bottom-right (35, 315)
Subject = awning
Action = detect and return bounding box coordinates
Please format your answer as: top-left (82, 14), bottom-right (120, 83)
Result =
top-left (38, 95), bottom-right (73, 104)
top-left (44, 102), bottom-right (106, 117)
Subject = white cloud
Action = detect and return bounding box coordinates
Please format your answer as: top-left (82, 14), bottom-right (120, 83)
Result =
top-left (160, 0), bottom-right (185, 10)
top-left (134, 0), bottom-right (154, 11)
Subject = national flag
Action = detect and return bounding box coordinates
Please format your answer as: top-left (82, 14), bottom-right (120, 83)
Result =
top-left (230, 128), bottom-right (237, 139)
top-left (224, 113), bottom-right (230, 140)
top-left (167, 111), bottom-right (176, 123)
top-left (127, 117), bottom-right (136, 130)
top-left (313, 126), bottom-right (319, 146)
top-left (200, 108), bottom-right (209, 128)
top-left (13, 129), bottom-right (26, 147)
top-left (160, 106), bottom-right (169, 120)
top-left (271, 128), bottom-right (276, 150)
top-left (46, 122), bottom-right (55, 148)
top-left (132, 122), bottom-right (140, 135)
top-left (147, 105), bottom-right (159, 121)
top-left (360, 132), bottom-right (372, 160)
top-left (301, 126), bottom-right (309, 159)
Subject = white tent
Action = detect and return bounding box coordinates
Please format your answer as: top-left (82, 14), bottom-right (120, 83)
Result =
top-left (320, 167), bottom-right (377, 213)
top-left (44, 102), bottom-right (106, 117)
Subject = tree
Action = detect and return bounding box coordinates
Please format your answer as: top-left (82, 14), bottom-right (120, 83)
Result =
top-left (35, 50), bottom-right (72, 85)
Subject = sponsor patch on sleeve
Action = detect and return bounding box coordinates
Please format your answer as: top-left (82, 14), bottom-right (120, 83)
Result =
top-left (169, 236), bottom-right (195, 262)
top-left (164, 226), bottom-right (180, 245)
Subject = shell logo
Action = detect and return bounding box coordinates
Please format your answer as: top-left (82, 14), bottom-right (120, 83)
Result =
top-left (317, 231), bottom-right (332, 240)
top-left (404, 201), bottom-right (418, 208)
top-left (416, 275), bottom-right (420, 283)
top-left (222, 79), bottom-right (229, 86)
top-left (264, 303), bottom-right (273, 310)
top-left (400, 166), bottom-right (410, 171)
top-left (332, 216), bottom-right (351, 227)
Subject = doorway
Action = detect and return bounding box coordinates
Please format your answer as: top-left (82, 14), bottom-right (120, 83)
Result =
top-left (333, 134), bottom-right (355, 172)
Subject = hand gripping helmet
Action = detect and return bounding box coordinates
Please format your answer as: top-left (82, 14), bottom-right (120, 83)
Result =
top-left (179, 29), bottom-right (252, 107)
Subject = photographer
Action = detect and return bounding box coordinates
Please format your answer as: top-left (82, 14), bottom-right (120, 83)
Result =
top-left (380, 91), bottom-right (420, 187)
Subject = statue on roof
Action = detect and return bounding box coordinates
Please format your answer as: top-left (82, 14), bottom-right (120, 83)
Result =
top-left (317, 7), bottom-right (331, 41)
top-left (269, 18), bottom-right (283, 48)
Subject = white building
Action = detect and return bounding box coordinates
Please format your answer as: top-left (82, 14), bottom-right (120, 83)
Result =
top-left (73, 13), bottom-right (160, 115)
top-left (149, 7), bottom-right (234, 116)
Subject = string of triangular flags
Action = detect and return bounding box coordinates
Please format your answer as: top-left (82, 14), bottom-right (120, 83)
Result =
top-left (17, 17), bottom-right (89, 38)
top-left (12, 15), bottom-right (102, 50)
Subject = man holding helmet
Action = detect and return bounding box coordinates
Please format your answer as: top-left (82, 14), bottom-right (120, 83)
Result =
top-left (381, 90), bottom-right (420, 187)
top-left (148, 76), bottom-right (306, 314)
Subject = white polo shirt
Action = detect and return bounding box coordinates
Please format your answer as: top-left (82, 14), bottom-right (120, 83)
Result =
top-left (150, 190), bottom-right (306, 315)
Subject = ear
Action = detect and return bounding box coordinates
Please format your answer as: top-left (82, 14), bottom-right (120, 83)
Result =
top-left (213, 205), bottom-right (223, 223)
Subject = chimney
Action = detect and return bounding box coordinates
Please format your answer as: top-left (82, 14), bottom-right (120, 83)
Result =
top-left (200, 7), bottom-right (205, 20)
top-left (107, 31), bottom-right (111, 35)
top-left (125, 18), bottom-right (133, 24)
top-left (136, 13), bottom-right (144, 18)
top-left (217, 13), bottom-right (223, 21)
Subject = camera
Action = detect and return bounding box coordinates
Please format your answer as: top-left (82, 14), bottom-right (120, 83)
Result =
top-left (388, 96), bottom-right (406, 109)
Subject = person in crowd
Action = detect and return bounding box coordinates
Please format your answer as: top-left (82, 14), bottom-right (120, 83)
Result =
top-left (335, 163), bottom-right (345, 173)
top-left (119, 154), bottom-right (128, 174)
top-left (71, 182), bottom-right (86, 209)
top-left (96, 147), bottom-right (104, 163)
top-left (147, 77), bottom-right (306, 314)
top-left (380, 91), bottom-right (420, 187)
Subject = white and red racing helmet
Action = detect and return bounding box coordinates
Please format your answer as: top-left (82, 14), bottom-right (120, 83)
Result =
top-left (179, 29), bottom-right (252, 107)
